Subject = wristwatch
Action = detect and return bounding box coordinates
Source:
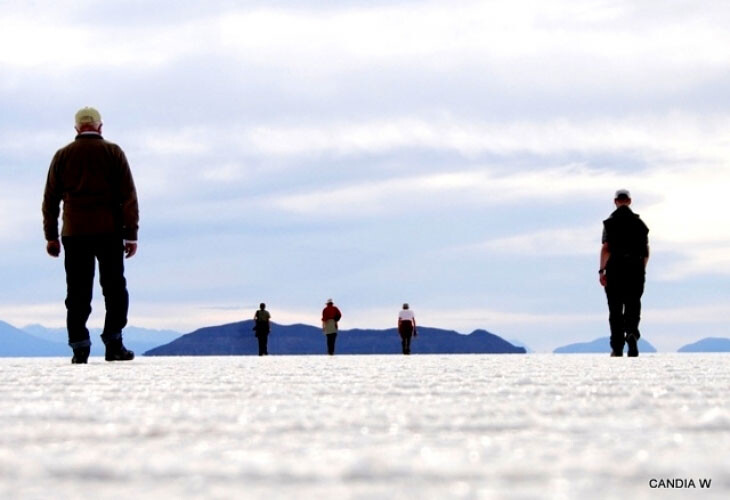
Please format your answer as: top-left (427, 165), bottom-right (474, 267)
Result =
top-left (598, 268), bottom-right (606, 275)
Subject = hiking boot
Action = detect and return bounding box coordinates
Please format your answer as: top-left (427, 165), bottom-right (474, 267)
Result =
top-left (610, 350), bottom-right (623, 357)
top-left (71, 347), bottom-right (90, 364)
top-left (105, 342), bottom-right (135, 362)
top-left (626, 334), bottom-right (639, 357)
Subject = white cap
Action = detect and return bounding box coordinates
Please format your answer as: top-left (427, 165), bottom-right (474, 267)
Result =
top-left (615, 189), bottom-right (631, 199)
top-left (75, 106), bottom-right (102, 126)
top-left (326, 298), bottom-right (333, 304)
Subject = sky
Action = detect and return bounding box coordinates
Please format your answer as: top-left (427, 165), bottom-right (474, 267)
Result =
top-left (2, 0), bottom-right (730, 352)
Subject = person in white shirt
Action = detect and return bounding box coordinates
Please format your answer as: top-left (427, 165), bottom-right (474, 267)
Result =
top-left (397, 303), bottom-right (417, 355)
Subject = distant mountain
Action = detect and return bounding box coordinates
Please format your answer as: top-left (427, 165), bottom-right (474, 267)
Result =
top-left (145, 321), bottom-right (526, 356)
top-left (677, 337), bottom-right (730, 353)
top-left (554, 337), bottom-right (657, 354)
top-left (20, 324), bottom-right (181, 357)
top-left (0, 320), bottom-right (68, 357)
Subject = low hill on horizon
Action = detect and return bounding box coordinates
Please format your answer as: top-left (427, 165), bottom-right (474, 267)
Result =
top-left (677, 337), bottom-right (730, 352)
top-left (0, 320), bottom-right (68, 357)
top-left (554, 336), bottom-right (657, 354)
top-left (21, 324), bottom-right (181, 357)
top-left (145, 321), bottom-right (527, 356)
top-left (0, 321), bottom-right (181, 357)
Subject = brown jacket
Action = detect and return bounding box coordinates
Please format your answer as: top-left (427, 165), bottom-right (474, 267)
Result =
top-left (42, 134), bottom-right (139, 241)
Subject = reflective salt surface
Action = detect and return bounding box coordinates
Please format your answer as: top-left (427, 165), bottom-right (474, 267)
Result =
top-left (0, 354), bottom-right (728, 499)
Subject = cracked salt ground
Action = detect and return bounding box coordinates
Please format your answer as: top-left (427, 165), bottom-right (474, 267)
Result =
top-left (0, 354), bottom-right (728, 499)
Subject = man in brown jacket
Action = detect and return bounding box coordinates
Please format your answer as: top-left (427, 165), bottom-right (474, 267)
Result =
top-left (43, 107), bottom-right (139, 364)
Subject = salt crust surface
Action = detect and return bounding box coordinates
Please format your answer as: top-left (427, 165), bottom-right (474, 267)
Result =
top-left (0, 354), bottom-right (728, 499)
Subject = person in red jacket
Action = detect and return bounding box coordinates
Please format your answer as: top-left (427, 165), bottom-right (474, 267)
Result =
top-left (321, 299), bottom-right (342, 355)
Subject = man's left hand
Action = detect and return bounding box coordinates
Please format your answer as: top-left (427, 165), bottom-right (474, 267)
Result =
top-left (46, 239), bottom-right (61, 257)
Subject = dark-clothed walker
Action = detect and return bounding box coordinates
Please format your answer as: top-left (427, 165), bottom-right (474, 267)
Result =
top-left (599, 189), bottom-right (650, 357)
top-left (397, 303), bottom-right (417, 355)
top-left (42, 107), bottom-right (139, 364)
top-left (253, 303), bottom-right (271, 356)
top-left (321, 299), bottom-right (342, 355)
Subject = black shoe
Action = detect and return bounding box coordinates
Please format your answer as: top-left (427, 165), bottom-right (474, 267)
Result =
top-left (105, 342), bottom-right (135, 362)
top-left (626, 334), bottom-right (639, 357)
top-left (72, 347), bottom-right (90, 364)
top-left (610, 350), bottom-right (623, 357)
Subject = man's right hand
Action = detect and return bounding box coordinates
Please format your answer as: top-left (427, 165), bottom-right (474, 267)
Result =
top-left (124, 241), bottom-right (138, 259)
top-left (46, 240), bottom-right (61, 257)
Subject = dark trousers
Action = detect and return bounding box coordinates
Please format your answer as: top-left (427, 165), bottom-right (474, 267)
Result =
top-left (62, 235), bottom-right (129, 349)
top-left (399, 322), bottom-right (414, 354)
top-left (256, 333), bottom-right (269, 356)
top-left (605, 263), bottom-right (645, 354)
top-left (326, 333), bottom-right (337, 355)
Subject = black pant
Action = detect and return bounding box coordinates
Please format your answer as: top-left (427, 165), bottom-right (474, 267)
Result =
top-left (62, 235), bottom-right (129, 349)
top-left (326, 333), bottom-right (337, 355)
top-left (605, 262), bottom-right (645, 354)
top-left (399, 322), bottom-right (414, 354)
top-left (256, 333), bottom-right (269, 356)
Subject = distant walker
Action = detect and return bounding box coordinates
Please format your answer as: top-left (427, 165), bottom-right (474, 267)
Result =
top-left (397, 303), bottom-right (417, 354)
top-left (599, 189), bottom-right (650, 357)
top-left (321, 299), bottom-right (342, 355)
top-left (253, 303), bottom-right (271, 356)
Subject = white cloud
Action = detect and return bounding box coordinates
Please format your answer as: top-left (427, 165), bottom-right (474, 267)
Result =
top-left (642, 167), bottom-right (730, 245)
top-left (0, 130), bottom-right (67, 156)
top-left (10, 113), bottom-right (730, 164)
top-left (240, 114), bottom-right (730, 162)
top-left (0, 303), bottom-right (67, 329)
top-left (643, 303), bottom-right (730, 324)
top-left (476, 226), bottom-right (599, 257)
top-left (0, 9), bottom-right (214, 69)
top-left (463, 161), bottom-right (730, 276)
top-left (264, 155), bottom-right (730, 282)
top-left (200, 163), bottom-right (249, 183)
top-left (138, 128), bottom-right (212, 156)
top-left (0, 184), bottom-right (44, 243)
top-left (218, 1), bottom-right (730, 84)
top-left (266, 164), bottom-right (624, 216)
top-left (657, 246), bottom-right (730, 280)
top-left (0, 301), bottom-right (252, 333)
top-left (2, 0), bottom-right (729, 93)
top-left (417, 307), bottom-right (602, 328)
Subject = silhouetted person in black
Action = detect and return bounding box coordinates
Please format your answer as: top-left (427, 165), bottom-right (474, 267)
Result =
top-left (599, 189), bottom-right (649, 357)
top-left (321, 299), bottom-right (342, 355)
top-left (253, 303), bottom-right (271, 356)
top-left (42, 107), bottom-right (138, 364)
top-left (397, 303), bottom-right (417, 354)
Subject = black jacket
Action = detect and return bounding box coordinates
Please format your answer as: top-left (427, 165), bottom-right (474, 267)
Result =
top-left (603, 205), bottom-right (649, 264)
